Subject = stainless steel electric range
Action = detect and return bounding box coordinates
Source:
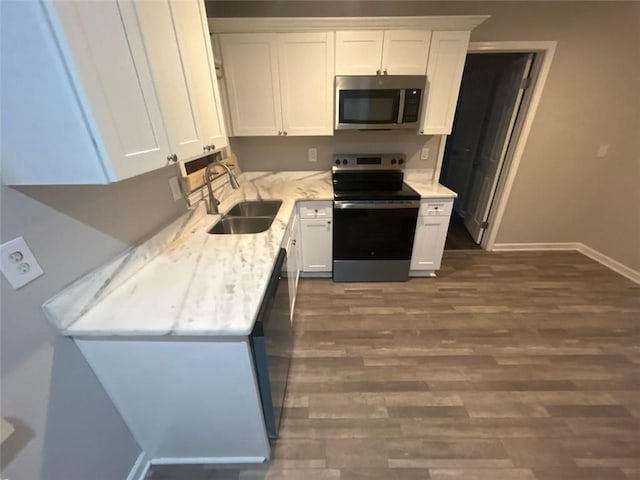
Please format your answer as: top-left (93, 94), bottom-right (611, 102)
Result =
top-left (332, 153), bottom-right (420, 282)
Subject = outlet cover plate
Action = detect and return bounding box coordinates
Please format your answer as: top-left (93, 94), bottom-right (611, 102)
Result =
top-left (308, 148), bottom-right (318, 162)
top-left (0, 237), bottom-right (44, 289)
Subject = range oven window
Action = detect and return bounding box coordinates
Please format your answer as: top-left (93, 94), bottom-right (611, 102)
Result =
top-left (333, 206), bottom-right (418, 261)
top-left (339, 89), bottom-right (400, 124)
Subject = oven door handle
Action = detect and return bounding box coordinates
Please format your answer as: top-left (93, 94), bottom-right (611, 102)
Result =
top-left (334, 200), bottom-right (420, 209)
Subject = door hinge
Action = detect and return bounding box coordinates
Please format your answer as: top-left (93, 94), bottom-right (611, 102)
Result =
top-left (521, 76), bottom-right (532, 90)
top-left (480, 220), bottom-right (489, 229)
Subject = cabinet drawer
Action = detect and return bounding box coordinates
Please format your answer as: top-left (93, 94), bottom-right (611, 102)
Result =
top-left (419, 199), bottom-right (453, 217)
top-left (299, 201), bottom-right (332, 219)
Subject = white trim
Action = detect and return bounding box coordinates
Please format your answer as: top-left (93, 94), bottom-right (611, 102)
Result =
top-left (126, 452), bottom-right (151, 480)
top-left (432, 135), bottom-right (448, 182)
top-left (462, 41), bottom-right (557, 251)
top-left (491, 242), bottom-right (640, 285)
top-left (491, 242), bottom-right (580, 252)
top-left (150, 456), bottom-right (267, 465)
top-left (578, 244), bottom-right (640, 285)
top-left (210, 16), bottom-right (489, 33)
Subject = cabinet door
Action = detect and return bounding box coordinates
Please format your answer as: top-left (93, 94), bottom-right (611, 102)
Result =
top-left (170, 0), bottom-right (227, 151)
top-left (220, 33), bottom-right (282, 136)
top-left (46, 0), bottom-right (171, 182)
top-left (335, 31), bottom-right (384, 75)
top-left (284, 213), bottom-right (300, 323)
top-left (278, 32), bottom-right (335, 136)
top-left (381, 30), bottom-right (431, 75)
top-left (410, 216), bottom-right (449, 271)
top-left (134, 1), bottom-right (204, 161)
top-left (419, 31), bottom-right (470, 135)
top-left (300, 218), bottom-right (333, 272)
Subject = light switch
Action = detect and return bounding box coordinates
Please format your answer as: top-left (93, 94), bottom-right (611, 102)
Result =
top-left (421, 147), bottom-right (429, 161)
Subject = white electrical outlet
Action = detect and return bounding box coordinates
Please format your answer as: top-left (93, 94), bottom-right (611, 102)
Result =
top-left (168, 176), bottom-right (182, 201)
top-left (308, 148), bottom-right (317, 163)
top-left (420, 147), bottom-right (430, 161)
top-left (0, 237), bottom-right (44, 289)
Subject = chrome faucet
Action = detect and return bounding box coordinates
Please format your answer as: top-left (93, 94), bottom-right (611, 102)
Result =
top-left (204, 161), bottom-right (240, 215)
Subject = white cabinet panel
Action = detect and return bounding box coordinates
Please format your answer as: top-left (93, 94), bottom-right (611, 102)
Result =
top-left (134, 0), bottom-right (203, 161)
top-left (220, 34), bottom-right (282, 136)
top-left (284, 212), bottom-right (301, 323)
top-left (410, 198), bottom-right (453, 272)
top-left (335, 31), bottom-right (384, 75)
top-left (381, 30), bottom-right (431, 75)
top-left (420, 31), bottom-right (470, 135)
top-left (336, 30), bottom-right (430, 76)
top-left (1, 0), bottom-right (172, 184)
top-left (410, 216), bottom-right (449, 271)
top-left (221, 32), bottom-right (334, 137)
top-left (278, 32), bottom-right (335, 136)
top-left (300, 218), bottom-right (333, 273)
top-left (170, 0), bottom-right (227, 151)
top-left (2, 0), bottom-right (228, 185)
top-left (66, 0), bottom-right (171, 180)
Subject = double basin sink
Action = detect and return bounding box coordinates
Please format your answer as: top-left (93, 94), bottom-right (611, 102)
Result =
top-left (208, 200), bottom-right (282, 235)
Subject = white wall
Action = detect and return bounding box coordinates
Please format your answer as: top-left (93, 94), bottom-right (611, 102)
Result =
top-left (0, 165), bottom-right (187, 479)
top-left (208, 0), bottom-right (640, 273)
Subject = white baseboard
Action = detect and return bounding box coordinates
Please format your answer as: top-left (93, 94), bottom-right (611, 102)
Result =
top-left (491, 242), bottom-right (640, 284)
top-left (491, 242), bottom-right (581, 251)
top-left (150, 456), bottom-right (266, 465)
top-left (577, 243), bottom-right (640, 284)
top-left (127, 452), bottom-right (151, 480)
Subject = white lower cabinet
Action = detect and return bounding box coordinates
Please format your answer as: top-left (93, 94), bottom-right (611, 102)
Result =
top-left (75, 338), bottom-right (270, 461)
top-left (410, 199), bottom-right (453, 274)
top-left (298, 201), bottom-right (333, 273)
top-left (283, 211), bottom-right (301, 322)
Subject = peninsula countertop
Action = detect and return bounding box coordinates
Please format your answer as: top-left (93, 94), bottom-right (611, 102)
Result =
top-left (43, 170), bottom-right (456, 337)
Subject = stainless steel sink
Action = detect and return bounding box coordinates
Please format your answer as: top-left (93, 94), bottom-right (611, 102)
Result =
top-left (208, 216), bottom-right (274, 235)
top-left (225, 200), bottom-right (282, 217)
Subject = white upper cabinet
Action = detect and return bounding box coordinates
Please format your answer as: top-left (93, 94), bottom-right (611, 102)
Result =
top-left (1, 0), bottom-right (227, 185)
top-left (136, 0), bottom-right (227, 159)
top-left (335, 31), bottom-right (384, 75)
top-left (220, 34), bottom-right (282, 136)
top-left (336, 30), bottom-right (431, 75)
top-left (1, 0), bottom-right (170, 184)
top-left (221, 32), bottom-right (335, 136)
top-left (419, 30), bottom-right (471, 135)
top-left (381, 31), bottom-right (432, 75)
top-left (278, 33), bottom-right (335, 136)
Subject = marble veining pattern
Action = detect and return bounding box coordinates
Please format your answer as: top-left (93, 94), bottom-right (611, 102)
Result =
top-left (44, 170), bottom-right (452, 337)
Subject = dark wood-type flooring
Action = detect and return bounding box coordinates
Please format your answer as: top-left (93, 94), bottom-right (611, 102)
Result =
top-left (148, 251), bottom-right (640, 480)
top-left (445, 213), bottom-right (481, 250)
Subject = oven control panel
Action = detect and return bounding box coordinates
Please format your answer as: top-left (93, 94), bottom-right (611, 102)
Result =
top-left (332, 154), bottom-right (406, 170)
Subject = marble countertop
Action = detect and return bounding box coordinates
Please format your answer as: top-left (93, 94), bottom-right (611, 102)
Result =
top-left (43, 170), bottom-right (455, 337)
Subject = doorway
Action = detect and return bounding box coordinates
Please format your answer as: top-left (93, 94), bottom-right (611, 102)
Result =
top-left (440, 52), bottom-right (535, 248)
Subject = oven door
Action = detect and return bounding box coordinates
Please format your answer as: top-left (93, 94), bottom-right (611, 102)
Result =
top-left (333, 200), bottom-right (419, 281)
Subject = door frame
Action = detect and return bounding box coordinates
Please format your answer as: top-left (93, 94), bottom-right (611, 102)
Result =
top-left (433, 41), bottom-right (557, 250)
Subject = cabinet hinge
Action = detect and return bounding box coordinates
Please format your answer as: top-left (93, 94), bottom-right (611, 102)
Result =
top-left (521, 76), bottom-right (532, 90)
top-left (480, 220), bottom-right (489, 229)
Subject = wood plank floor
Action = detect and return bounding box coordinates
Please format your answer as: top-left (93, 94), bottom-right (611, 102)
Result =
top-left (147, 251), bottom-right (640, 480)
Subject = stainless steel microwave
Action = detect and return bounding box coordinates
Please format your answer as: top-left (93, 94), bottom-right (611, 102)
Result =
top-left (335, 75), bottom-right (426, 131)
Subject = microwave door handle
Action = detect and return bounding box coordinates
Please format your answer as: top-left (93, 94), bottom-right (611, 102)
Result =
top-left (397, 89), bottom-right (405, 124)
